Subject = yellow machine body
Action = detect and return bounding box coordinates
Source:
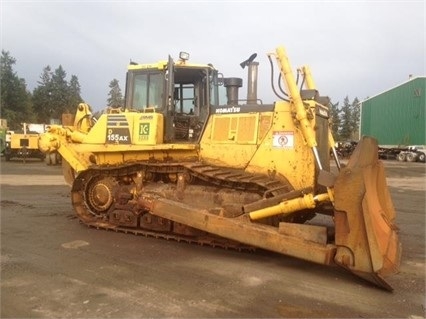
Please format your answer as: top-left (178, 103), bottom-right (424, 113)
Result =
top-left (200, 101), bottom-right (317, 191)
top-left (39, 46), bottom-right (401, 290)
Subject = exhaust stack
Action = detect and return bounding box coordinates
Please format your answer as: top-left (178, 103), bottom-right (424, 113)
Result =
top-left (246, 61), bottom-right (259, 104)
top-left (240, 53), bottom-right (259, 105)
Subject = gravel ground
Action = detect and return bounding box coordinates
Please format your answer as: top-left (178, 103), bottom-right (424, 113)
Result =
top-left (1, 158), bottom-right (425, 318)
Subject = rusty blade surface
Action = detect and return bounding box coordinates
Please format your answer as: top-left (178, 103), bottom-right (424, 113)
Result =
top-left (333, 136), bottom-right (402, 291)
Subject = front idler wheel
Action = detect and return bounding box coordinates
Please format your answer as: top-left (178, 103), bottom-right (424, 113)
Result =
top-left (85, 176), bottom-right (117, 216)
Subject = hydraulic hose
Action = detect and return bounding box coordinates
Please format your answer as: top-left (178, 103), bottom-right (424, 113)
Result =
top-left (268, 55), bottom-right (289, 102)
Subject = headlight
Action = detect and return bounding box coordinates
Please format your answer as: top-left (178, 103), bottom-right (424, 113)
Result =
top-left (179, 51), bottom-right (190, 61)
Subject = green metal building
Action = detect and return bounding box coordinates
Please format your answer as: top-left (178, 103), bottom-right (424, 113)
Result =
top-left (360, 76), bottom-right (425, 147)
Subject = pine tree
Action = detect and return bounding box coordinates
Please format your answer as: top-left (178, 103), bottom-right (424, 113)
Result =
top-left (350, 97), bottom-right (360, 140)
top-left (107, 79), bottom-right (124, 109)
top-left (50, 65), bottom-right (69, 119)
top-left (32, 66), bottom-right (54, 123)
top-left (0, 50), bottom-right (35, 129)
top-left (339, 96), bottom-right (352, 140)
top-left (329, 101), bottom-right (341, 140)
top-left (68, 75), bottom-right (83, 111)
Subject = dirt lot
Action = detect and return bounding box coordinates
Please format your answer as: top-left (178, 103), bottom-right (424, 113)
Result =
top-left (1, 158), bottom-right (425, 318)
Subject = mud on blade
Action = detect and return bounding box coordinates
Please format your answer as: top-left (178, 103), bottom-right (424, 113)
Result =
top-left (333, 136), bottom-right (402, 291)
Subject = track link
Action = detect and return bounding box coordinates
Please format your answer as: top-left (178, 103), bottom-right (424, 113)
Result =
top-left (82, 220), bottom-right (256, 252)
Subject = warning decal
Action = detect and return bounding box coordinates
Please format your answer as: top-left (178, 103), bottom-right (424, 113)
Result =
top-left (272, 131), bottom-right (294, 148)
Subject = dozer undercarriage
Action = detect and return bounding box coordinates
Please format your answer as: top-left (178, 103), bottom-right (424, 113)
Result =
top-left (39, 46), bottom-right (401, 290)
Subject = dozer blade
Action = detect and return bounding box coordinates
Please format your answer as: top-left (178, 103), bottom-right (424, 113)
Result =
top-left (333, 136), bottom-right (401, 290)
top-left (62, 159), bottom-right (76, 186)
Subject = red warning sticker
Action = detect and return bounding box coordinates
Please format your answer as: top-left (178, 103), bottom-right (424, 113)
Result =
top-left (272, 131), bottom-right (294, 148)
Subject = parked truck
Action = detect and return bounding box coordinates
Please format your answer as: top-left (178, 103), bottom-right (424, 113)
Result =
top-left (5, 123), bottom-right (47, 162)
top-left (378, 145), bottom-right (425, 163)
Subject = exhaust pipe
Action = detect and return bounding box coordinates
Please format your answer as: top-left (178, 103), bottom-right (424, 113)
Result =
top-left (240, 53), bottom-right (259, 105)
top-left (246, 61), bottom-right (259, 104)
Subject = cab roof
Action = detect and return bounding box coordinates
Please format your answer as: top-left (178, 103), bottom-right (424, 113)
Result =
top-left (127, 59), bottom-right (216, 71)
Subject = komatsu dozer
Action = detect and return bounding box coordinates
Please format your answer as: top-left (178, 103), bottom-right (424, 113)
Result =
top-left (39, 46), bottom-right (401, 290)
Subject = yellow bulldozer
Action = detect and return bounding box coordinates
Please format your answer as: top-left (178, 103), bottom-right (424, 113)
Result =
top-left (39, 46), bottom-right (401, 290)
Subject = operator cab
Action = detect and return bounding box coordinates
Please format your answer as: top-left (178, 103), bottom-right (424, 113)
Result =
top-left (125, 52), bottom-right (220, 142)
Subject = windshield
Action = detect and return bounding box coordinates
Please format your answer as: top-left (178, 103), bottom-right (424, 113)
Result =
top-left (131, 73), bottom-right (164, 110)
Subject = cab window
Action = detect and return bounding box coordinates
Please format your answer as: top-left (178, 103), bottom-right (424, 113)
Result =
top-left (132, 73), bottom-right (163, 110)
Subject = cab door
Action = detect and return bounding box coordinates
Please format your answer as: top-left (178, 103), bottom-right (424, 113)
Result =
top-left (164, 55), bottom-right (175, 142)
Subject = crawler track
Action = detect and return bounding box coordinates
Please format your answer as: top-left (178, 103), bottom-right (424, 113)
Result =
top-left (71, 162), bottom-right (294, 250)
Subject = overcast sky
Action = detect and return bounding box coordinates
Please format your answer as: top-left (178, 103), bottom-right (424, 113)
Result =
top-left (1, 0), bottom-right (425, 111)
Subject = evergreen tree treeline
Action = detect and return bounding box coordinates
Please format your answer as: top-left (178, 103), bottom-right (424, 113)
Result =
top-left (0, 51), bottom-right (34, 128)
top-left (32, 65), bottom-right (84, 123)
top-left (1, 50), bottom-right (84, 129)
top-left (329, 95), bottom-right (360, 141)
